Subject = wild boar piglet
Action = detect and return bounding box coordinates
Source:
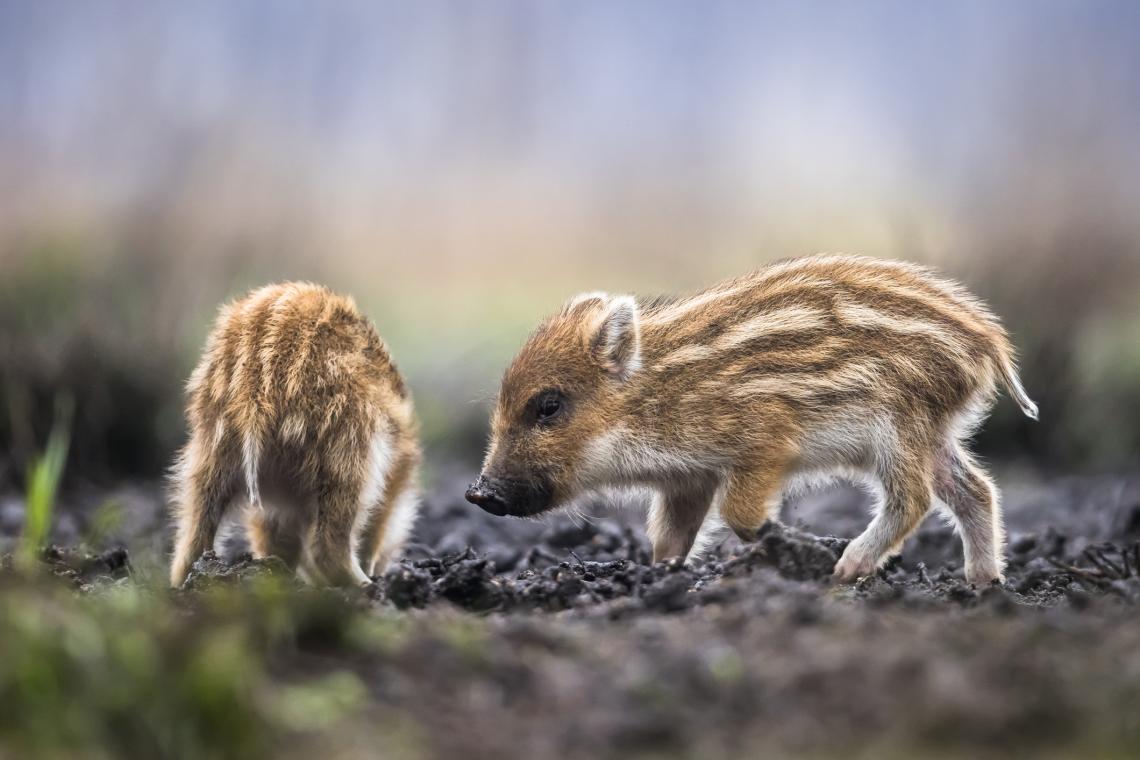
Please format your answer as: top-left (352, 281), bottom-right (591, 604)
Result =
top-left (467, 255), bottom-right (1037, 584)
top-left (170, 283), bottom-right (420, 588)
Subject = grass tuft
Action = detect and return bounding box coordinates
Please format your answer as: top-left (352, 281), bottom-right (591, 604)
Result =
top-left (19, 396), bottom-right (73, 569)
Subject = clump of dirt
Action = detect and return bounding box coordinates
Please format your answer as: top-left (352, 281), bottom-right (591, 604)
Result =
top-left (40, 545), bottom-right (132, 591)
top-left (420, 549), bottom-right (509, 612)
top-left (377, 562), bottom-right (434, 609)
top-left (721, 521), bottom-right (847, 581)
top-left (180, 550), bottom-right (293, 591)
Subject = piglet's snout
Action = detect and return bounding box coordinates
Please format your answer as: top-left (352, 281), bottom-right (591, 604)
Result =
top-left (465, 475), bottom-right (510, 516)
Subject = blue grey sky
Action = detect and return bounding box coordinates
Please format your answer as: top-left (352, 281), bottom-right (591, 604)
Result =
top-left (2, 2), bottom-right (1138, 288)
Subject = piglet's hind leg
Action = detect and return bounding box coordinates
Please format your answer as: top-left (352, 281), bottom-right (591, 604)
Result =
top-left (648, 475), bottom-right (719, 563)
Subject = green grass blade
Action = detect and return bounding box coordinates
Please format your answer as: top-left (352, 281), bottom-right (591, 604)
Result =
top-left (19, 396), bottom-right (73, 569)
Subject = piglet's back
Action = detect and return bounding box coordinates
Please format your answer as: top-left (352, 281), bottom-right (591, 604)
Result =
top-left (185, 282), bottom-right (412, 452)
top-left (638, 255), bottom-right (1027, 422)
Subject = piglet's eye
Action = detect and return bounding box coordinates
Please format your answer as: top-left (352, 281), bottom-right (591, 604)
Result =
top-left (535, 391), bottom-right (564, 424)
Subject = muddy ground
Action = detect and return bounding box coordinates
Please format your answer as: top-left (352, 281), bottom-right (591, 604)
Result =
top-left (3, 468), bottom-right (1140, 758)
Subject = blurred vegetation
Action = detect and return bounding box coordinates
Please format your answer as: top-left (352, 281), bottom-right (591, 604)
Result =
top-left (0, 569), bottom-right (423, 760)
top-left (0, 243), bottom-right (186, 490)
top-left (0, 234), bottom-right (1137, 491)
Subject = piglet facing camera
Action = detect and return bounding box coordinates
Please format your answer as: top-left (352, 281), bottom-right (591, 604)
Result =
top-left (469, 255), bottom-right (1037, 585)
top-left (169, 283), bottom-right (421, 588)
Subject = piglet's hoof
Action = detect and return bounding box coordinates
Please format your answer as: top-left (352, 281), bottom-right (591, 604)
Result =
top-left (832, 550), bottom-right (876, 584)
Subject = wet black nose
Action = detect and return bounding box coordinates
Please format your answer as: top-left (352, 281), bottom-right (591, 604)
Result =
top-left (465, 477), bottom-right (510, 516)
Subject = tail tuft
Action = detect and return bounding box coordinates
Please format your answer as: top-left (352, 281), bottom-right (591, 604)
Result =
top-left (996, 355), bottom-right (1038, 420)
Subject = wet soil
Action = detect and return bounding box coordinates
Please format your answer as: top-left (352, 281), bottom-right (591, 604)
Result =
top-left (373, 471), bottom-right (1140, 617)
top-left (4, 470), bottom-right (1140, 758)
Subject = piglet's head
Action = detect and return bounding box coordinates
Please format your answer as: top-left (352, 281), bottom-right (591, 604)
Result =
top-left (466, 292), bottom-right (641, 517)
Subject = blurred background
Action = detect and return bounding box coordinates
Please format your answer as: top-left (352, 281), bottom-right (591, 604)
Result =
top-left (2, 1), bottom-right (1139, 493)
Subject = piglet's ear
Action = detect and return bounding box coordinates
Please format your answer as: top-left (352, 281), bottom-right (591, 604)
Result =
top-left (590, 295), bottom-right (641, 380)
